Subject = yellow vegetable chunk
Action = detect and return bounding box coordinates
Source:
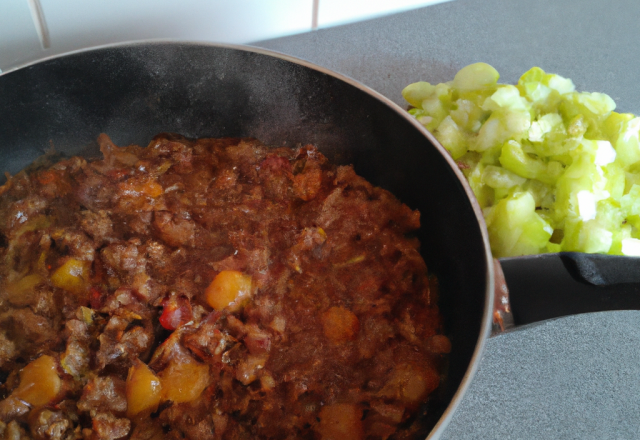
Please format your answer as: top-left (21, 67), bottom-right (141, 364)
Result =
top-left (316, 403), bottom-right (364, 440)
top-left (204, 270), bottom-right (253, 311)
top-left (159, 358), bottom-right (210, 404)
top-left (126, 360), bottom-right (163, 417)
top-left (13, 355), bottom-right (61, 407)
top-left (51, 258), bottom-right (90, 295)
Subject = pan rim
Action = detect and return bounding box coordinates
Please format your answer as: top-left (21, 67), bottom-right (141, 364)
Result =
top-left (0, 39), bottom-right (495, 439)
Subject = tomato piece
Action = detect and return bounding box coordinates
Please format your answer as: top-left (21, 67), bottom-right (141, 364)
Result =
top-left (159, 296), bottom-right (193, 330)
top-left (89, 286), bottom-right (106, 310)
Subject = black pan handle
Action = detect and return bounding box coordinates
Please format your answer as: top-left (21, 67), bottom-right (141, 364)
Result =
top-left (492, 253), bottom-right (640, 331)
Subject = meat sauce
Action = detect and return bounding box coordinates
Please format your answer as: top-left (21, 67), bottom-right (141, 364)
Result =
top-left (0, 134), bottom-right (450, 440)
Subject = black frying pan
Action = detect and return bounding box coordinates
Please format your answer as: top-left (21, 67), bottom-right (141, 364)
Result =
top-left (1, 42), bottom-right (637, 439)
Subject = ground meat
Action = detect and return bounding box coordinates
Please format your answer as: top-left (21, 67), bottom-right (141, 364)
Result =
top-left (0, 134), bottom-right (449, 439)
top-left (78, 377), bottom-right (127, 415)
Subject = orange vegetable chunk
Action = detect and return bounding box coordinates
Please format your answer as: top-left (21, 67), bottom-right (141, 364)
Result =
top-left (159, 358), bottom-right (210, 404)
top-left (119, 176), bottom-right (164, 198)
top-left (13, 355), bottom-right (61, 407)
top-left (204, 270), bottom-right (253, 311)
top-left (316, 403), bottom-right (364, 440)
top-left (321, 306), bottom-right (360, 343)
top-left (126, 360), bottom-right (163, 417)
top-left (51, 258), bottom-right (90, 295)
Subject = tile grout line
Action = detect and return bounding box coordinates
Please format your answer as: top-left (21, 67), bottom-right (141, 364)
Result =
top-left (312, 0), bottom-right (319, 30)
top-left (27, 0), bottom-right (50, 49)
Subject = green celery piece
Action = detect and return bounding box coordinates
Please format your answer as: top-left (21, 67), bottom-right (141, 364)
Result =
top-left (518, 67), bottom-right (551, 104)
top-left (499, 140), bottom-right (558, 185)
top-left (450, 99), bottom-right (487, 132)
top-left (482, 165), bottom-right (527, 189)
top-left (595, 199), bottom-right (624, 231)
top-left (560, 91), bottom-right (616, 139)
top-left (613, 117), bottom-right (640, 169)
top-left (546, 74), bottom-right (575, 95)
top-left (536, 135), bottom-right (578, 161)
top-left (576, 92), bottom-right (616, 116)
top-left (524, 179), bottom-right (555, 210)
top-left (612, 224), bottom-right (634, 255)
top-left (435, 82), bottom-right (453, 103)
top-left (546, 242), bottom-right (563, 253)
top-left (471, 110), bottom-right (531, 153)
top-left (510, 212), bottom-right (554, 256)
top-left (435, 116), bottom-right (467, 159)
top-left (452, 62), bottom-right (500, 91)
top-left (467, 162), bottom-right (494, 208)
top-left (606, 223), bottom-right (633, 255)
top-left (422, 97), bottom-right (448, 119)
top-left (574, 139), bottom-right (617, 167)
top-left (567, 114), bottom-right (588, 138)
top-left (562, 218), bottom-right (613, 254)
top-left (518, 66), bottom-right (546, 87)
top-left (553, 155), bottom-right (599, 220)
top-left (456, 152), bottom-right (482, 178)
top-left (482, 85), bottom-right (530, 112)
top-left (504, 109), bottom-right (532, 139)
top-left (402, 81), bottom-right (436, 108)
top-left (528, 113), bottom-right (564, 143)
top-left (602, 112), bottom-right (633, 140)
top-left (485, 191), bottom-right (552, 257)
top-left (620, 184), bottom-right (640, 219)
top-left (470, 115), bottom-right (505, 152)
top-left (493, 187), bottom-right (512, 201)
top-left (624, 171), bottom-right (640, 194)
top-left (603, 162), bottom-right (625, 200)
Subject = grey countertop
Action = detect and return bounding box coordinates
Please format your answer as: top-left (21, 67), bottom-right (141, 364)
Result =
top-left (256, 1), bottom-right (640, 438)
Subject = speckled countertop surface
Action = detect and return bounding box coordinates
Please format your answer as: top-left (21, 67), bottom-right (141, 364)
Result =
top-left (256, 0), bottom-right (640, 438)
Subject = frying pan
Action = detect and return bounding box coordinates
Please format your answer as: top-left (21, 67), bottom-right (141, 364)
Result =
top-left (0, 42), bottom-right (637, 439)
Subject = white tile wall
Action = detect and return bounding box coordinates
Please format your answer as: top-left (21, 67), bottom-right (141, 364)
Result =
top-left (317, 0), bottom-right (451, 28)
top-left (0, 0), bottom-right (449, 72)
top-left (0, 0), bottom-right (44, 70)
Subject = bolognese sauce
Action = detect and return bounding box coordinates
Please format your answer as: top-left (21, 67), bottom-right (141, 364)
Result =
top-left (0, 134), bottom-right (449, 440)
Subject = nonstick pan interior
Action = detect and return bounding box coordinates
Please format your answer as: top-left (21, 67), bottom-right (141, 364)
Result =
top-left (0, 42), bottom-right (493, 438)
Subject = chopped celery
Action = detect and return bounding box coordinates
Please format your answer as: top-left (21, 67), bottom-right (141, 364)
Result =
top-left (452, 62), bottom-right (499, 91)
top-left (482, 165), bottom-right (526, 189)
top-left (404, 63), bottom-right (639, 257)
top-left (485, 192), bottom-right (552, 256)
top-left (435, 116), bottom-right (467, 159)
top-left (402, 81), bottom-right (436, 108)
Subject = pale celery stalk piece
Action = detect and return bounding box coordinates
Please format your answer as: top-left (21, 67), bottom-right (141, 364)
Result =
top-left (402, 62), bottom-right (640, 257)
